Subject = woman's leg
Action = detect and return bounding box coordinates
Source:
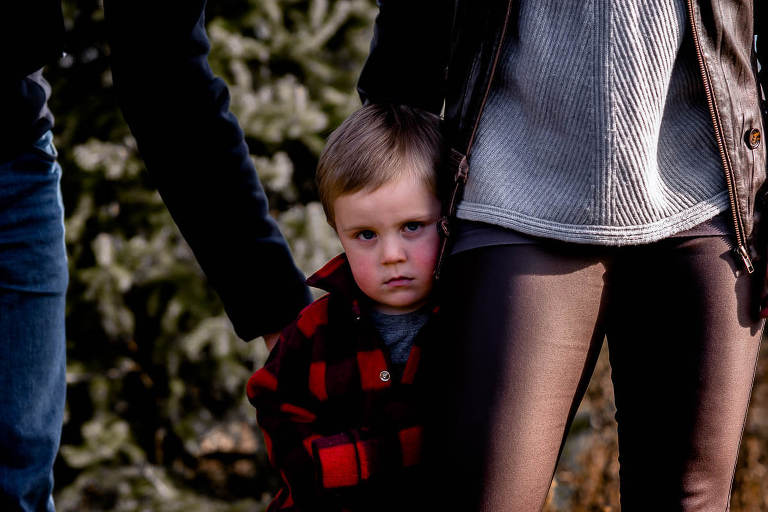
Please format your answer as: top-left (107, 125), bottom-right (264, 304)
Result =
top-left (424, 243), bottom-right (610, 511)
top-left (606, 236), bottom-right (763, 511)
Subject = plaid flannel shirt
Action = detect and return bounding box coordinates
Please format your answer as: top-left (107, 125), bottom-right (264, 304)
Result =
top-left (247, 254), bottom-right (438, 511)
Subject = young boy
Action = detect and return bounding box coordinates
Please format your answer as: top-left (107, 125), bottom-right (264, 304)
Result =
top-left (246, 103), bottom-right (444, 511)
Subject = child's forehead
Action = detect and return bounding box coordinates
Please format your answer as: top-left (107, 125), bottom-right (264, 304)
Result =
top-left (333, 175), bottom-right (439, 227)
top-left (336, 174), bottom-right (436, 205)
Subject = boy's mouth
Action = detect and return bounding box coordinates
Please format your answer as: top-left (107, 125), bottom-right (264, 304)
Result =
top-left (384, 276), bottom-right (413, 286)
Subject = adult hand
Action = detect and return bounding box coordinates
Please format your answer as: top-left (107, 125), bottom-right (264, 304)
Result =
top-left (263, 331), bottom-right (281, 352)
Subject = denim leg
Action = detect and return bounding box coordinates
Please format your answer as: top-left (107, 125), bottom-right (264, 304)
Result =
top-left (0, 131), bottom-right (68, 512)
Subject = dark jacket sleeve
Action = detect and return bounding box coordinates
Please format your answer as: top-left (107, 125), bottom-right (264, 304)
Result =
top-left (757, 2), bottom-right (768, 118)
top-left (103, 0), bottom-right (311, 340)
top-left (357, 0), bottom-right (453, 114)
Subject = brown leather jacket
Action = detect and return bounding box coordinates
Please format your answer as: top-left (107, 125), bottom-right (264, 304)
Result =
top-left (358, 0), bottom-right (768, 274)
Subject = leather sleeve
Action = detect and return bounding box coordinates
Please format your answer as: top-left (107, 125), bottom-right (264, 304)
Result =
top-left (756, 0), bottom-right (767, 113)
top-left (357, 0), bottom-right (453, 115)
top-left (103, 0), bottom-right (311, 340)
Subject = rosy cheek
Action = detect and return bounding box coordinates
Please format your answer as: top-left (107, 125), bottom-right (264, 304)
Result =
top-left (348, 257), bottom-right (379, 293)
top-left (416, 236), bottom-right (440, 265)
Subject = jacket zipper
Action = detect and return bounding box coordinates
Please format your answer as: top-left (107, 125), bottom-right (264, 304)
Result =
top-left (686, 0), bottom-right (754, 273)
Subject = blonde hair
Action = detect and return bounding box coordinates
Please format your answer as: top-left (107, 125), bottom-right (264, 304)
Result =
top-left (316, 103), bottom-right (444, 225)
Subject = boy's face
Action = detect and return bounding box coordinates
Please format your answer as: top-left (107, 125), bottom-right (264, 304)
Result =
top-left (333, 173), bottom-right (441, 314)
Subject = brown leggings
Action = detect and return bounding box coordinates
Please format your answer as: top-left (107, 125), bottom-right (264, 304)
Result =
top-left (421, 235), bottom-right (764, 511)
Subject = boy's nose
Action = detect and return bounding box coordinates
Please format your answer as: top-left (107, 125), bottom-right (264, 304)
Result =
top-left (381, 238), bottom-right (407, 264)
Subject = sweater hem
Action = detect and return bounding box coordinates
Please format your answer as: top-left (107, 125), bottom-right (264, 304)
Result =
top-left (455, 191), bottom-right (731, 246)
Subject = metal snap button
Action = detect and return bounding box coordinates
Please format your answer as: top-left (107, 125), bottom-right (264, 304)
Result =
top-left (745, 128), bottom-right (761, 149)
top-left (379, 370), bottom-right (391, 382)
top-left (438, 217), bottom-right (451, 237)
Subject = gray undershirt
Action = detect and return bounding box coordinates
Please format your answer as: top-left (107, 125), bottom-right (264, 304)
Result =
top-left (370, 307), bottom-right (430, 377)
top-left (451, 212), bottom-right (732, 255)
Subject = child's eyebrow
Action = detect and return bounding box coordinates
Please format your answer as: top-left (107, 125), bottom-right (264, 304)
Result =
top-left (408, 213), bottom-right (439, 220)
top-left (339, 213), bottom-right (439, 233)
top-left (400, 213), bottom-right (440, 224)
top-left (340, 224), bottom-right (372, 233)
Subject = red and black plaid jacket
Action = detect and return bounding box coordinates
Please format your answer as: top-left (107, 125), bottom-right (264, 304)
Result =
top-left (247, 254), bottom-right (438, 512)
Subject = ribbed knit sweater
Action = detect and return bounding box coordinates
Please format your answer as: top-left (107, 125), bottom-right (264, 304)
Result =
top-left (457, 0), bottom-right (728, 245)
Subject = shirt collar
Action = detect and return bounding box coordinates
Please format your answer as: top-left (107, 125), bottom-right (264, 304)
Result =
top-left (305, 253), bottom-right (361, 299)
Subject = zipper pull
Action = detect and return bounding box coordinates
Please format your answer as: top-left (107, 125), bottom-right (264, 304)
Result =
top-left (735, 245), bottom-right (755, 274)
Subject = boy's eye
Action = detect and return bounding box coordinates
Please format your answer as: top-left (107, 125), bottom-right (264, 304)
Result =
top-left (404, 222), bottom-right (422, 232)
top-left (356, 230), bottom-right (376, 240)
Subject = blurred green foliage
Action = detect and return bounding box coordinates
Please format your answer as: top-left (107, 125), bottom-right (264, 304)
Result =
top-left (48, 1), bottom-right (767, 510)
top-left (51, 1), bottom-right (368, 510)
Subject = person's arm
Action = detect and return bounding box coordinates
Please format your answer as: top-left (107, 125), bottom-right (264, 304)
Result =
top-left (756, 2), bottom-right (767, 98)
top-left (247, 319), bottom-right (421, 507)
top-left (103, 0), bottom-right (311, 340)
top-left (357, 0), bottom-right (452, 114)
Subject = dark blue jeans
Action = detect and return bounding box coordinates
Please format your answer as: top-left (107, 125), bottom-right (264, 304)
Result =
top-left (0, 131), bottom-right (67, 512)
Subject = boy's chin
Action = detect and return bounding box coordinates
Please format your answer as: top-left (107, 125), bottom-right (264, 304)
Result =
top-left (372, 298), bottom-right (428, 315)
